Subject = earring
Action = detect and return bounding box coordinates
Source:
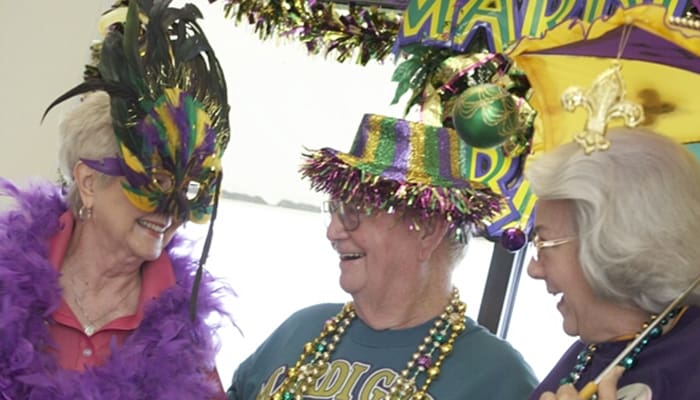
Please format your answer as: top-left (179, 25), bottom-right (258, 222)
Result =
top-left (78, 205), bottom-right (93, 220)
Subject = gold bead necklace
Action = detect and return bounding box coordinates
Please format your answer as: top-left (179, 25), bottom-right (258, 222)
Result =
top-left (270, 288), bottom-right (467, 400)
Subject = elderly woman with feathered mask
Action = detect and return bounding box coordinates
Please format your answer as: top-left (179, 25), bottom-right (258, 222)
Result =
top-left (0, 1), bottom-right (231, 399)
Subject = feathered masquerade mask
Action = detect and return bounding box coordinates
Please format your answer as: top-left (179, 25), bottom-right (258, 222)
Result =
top-left (44, 0), bottom-right (230, 224)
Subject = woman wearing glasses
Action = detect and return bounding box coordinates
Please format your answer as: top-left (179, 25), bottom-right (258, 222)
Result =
top-left (227, 113), bottom-right (538, 399)
top-left (526, 129), bottom-right (700, 400)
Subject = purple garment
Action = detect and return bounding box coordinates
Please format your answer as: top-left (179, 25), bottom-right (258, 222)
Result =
top-left (0, 178), bottom-right (230, 400)
top-left (530, 307), bottom-right (700, 399)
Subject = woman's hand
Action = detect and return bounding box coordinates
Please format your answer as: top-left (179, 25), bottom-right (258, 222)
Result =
top-left (539, 366), bottom-right (624, 400)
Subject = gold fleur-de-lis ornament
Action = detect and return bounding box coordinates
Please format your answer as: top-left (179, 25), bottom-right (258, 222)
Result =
top-left (561, 62), bottom-right (645, 154)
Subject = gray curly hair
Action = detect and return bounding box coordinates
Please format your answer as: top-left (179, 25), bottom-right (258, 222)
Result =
top-left (526, 128), bottom-right (700, 313)
top-left (57, 91), bottom-right (119, 215)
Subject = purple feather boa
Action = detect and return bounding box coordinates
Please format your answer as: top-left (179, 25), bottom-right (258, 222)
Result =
top-left (0, 178), bottom-right (229, 399)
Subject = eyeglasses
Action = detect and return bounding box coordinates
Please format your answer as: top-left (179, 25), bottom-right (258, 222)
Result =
top-left (528, 234), bottom-right (576, 261)
top-left (322, 200), bottom-right (362, 232)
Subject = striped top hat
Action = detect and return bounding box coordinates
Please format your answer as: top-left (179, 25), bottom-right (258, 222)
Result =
top-left (300, 114), bottom-right (504, 233)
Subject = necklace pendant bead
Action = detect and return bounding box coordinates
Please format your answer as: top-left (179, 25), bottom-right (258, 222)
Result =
top-left (619, 356), bottom-right (636, 369)
top-left (649, 326), bottom-right (663, 339)
top-left (576, 349), bottom-right (590, 362)
top-left (417, 355), bottom-right (432, 368)
top-left (440, 343), bottom-right (453, 353)
top-left (427, 366), bottom-right (440, 377)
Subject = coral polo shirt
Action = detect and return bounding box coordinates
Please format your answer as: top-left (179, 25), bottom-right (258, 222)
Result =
top-left (47, 211), bottom-right (176, 371)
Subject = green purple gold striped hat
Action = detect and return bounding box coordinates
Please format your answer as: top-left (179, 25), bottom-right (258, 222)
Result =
top-left (300, 113), bottom-right (505, 232)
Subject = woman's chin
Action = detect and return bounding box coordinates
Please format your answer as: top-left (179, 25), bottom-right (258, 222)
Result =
top-left (130, 241), bottom-right (165, 262)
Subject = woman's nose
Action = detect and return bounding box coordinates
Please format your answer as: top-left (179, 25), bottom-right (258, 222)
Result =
top-left (526, 257), bottom-right (544, 280)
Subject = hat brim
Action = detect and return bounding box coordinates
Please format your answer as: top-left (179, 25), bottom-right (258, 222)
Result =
top-left (300, 148), bottom-right (504, 229)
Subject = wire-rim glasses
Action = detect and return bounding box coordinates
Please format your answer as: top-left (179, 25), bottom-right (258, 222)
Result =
top-left (322, 200), bottom-right (362, 232)
top-left (529, 234), bottom-right (576, 261)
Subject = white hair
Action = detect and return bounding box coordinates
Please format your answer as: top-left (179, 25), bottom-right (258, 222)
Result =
top-left (57, 91), bottom-right (119, 214)
top-left (526, 128), bottom-right (700, 313)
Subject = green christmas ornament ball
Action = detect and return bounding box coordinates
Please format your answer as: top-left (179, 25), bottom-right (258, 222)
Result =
top-left (451, 83), bottom-right (520, 148)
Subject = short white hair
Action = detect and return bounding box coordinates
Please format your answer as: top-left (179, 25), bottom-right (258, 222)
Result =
top-left (526, 128), bottom-right (700, 313)
top-left (57, 91), bottom-right (118, 214)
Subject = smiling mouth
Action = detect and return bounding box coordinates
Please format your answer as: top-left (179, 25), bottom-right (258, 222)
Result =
top-left (551, 292), bottom-right (564, 306)
top-left (340, 253), bottom-right (364, 261)
top-left (137, 218), bottom-right (169, 234)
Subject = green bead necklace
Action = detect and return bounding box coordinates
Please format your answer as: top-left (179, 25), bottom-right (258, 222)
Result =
top-left (561, 306), bottom-right (685, 387)
top-left (269, 288), bottom-right (467, 400)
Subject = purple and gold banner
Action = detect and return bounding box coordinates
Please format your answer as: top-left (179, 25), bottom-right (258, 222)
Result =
top-left (397, 0), bottom-right (689, 53)
top-left (467, 146), bottom-right (534, 238)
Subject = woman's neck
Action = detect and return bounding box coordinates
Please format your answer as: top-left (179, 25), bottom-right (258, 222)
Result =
top-left (581, 302), bottom-right (650, 344)
top-left (63, 221), bottom-right (143, 290)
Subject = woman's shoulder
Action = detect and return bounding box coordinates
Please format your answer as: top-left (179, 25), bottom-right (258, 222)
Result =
top-left (459, 317), bottom-right (519, 351)
top-left (458, 317), bottom-right (538, 370)
top-left (238, 303), bottom-right (344, 366)
top-left (0, 179), bottom-right (66, 266)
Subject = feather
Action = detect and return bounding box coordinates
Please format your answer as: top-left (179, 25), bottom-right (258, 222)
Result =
top-left (119, 142), bottom-right (147, 175)
top-left (41, 81), bottom-right (137, 123)
top-left (0, 180), bottom-right (232, 399)
top-left (122, 1), bottom-right (146, 95)
top-left (121, 184), bottom-right (158, 212)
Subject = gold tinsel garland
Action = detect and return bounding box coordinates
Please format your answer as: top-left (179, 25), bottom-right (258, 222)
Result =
top-left (213, 0), bottom-right (504, 117)
top-left (220, 0), bottom-right (401, 64)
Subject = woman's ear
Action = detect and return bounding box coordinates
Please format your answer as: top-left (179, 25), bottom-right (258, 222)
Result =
top-left (73, 161), bottom-right (97, 209)
top-left (418, 218), bottom-right (450, 261)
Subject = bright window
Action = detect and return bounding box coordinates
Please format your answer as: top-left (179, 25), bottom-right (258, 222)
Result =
top-left (190, 198), bottom-right (573, 387)
top-left (179, 1), bottom-right (575, 388)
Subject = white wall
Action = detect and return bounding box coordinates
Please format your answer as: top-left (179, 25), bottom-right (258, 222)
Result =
top-left (0, 1), bottom-right (112, 190)
top-left (1, 1), bottom-right (412, 207)
top-left (190, 1), bottom-right (418, 206)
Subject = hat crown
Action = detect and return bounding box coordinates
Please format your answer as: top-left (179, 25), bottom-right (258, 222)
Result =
top-left (344, 114), bottom-right (472, 188)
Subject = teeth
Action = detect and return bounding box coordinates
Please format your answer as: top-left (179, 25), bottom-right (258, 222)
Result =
top-left (340, 253), bottom-right (363, 261)
top-left (138, 219), bottom-right (167, 233)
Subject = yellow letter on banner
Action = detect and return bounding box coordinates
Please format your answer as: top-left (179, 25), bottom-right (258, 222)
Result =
top-left (614, 0), bottom-right (680, 13)
top-left (520, 0), bottom-right (578, 38)
top-left (581, 0), bottom-right (607, 22)
top-left (462, 144), bottom-right (535, 236)
top-left (452, 0), bottom-right (519, 53)
top-left (402, 0), bottom-right (457, 42)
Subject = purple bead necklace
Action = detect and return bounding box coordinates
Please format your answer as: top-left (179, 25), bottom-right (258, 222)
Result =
top-left (270, 287), bottom-right (467, 400)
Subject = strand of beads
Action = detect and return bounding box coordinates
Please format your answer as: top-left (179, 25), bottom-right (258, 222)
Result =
top-left (561, 306), bottom-right (685, 386)
top-left (619, 307), bottom-right (683, 369)
top-left (271, 303), bottom-right (356, 400)
top-left (389, 288), bottom-right (467, 400)
top-left (561, 344), bottom-right (597, 385)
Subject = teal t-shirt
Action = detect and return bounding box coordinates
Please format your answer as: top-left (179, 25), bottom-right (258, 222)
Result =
top-left (228, 303), bottom-right (537, 399)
